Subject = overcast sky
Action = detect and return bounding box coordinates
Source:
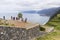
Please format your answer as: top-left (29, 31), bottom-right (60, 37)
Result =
top-left (0, 0), bottom-right (60, 13)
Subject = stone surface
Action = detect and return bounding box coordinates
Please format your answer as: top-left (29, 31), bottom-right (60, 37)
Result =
top-left (0, 25), bottom-right (46, 40)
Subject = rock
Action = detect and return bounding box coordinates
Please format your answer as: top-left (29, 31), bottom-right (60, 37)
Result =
top-left (1, 32), bottom-right (4, 34)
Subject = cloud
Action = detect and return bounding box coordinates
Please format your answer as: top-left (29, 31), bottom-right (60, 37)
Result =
top-left (0, 0), bottom-right (60, 13)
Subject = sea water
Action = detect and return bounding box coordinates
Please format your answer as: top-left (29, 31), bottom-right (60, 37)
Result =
top-left (0, 13), bottom-right (50, 25)
top-left (23, 13), bottom-right (50, 25)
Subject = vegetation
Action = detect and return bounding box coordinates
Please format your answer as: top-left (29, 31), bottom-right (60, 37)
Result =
top-left (18, 12), bottom-right (23, 19)
top-left (36, 31), bottom-right (60, 40)
top-left (0, 20), bottom-right (15, 26)
top-left (46, 14), bottom-right (60, 30)
top-left (11, 24), bottom-right (15, 26)
top-left (36, 11), bottom-right (60, 40)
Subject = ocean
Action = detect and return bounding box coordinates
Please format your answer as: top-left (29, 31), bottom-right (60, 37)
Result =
top-left (0, 13), bottom-right (50, 25)
top-left (0, 7), bottom-right (59, 25)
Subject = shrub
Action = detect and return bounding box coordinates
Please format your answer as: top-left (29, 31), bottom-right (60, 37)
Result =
top-left (11, 24), bottom-right (15, 26)
top-left (18, 13), bottom-right (23, 18)
top-left (0, 23), bottom-right (4, 25)
top-left (4, 23), bottom-right (9, 25)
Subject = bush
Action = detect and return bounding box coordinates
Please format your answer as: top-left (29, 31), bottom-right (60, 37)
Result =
top-left (0, 23), bottom-right (4, 25)
top-left (18, 13), bottom-right (23, 18)
top-left (4, 23), bottom-right (9, 25)
top-left (11, 24), bottom-right (15, 26)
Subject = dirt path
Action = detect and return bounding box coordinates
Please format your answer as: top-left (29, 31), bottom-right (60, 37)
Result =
top-left (7, 20), bottom-right (30, 27)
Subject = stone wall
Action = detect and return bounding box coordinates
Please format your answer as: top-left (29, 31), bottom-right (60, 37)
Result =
top-left (27, 26), bottom-right (41, 40)
top-left (0, 25), bottom-right (46, 40)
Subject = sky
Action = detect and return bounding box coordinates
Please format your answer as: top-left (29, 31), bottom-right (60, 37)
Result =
top-left (0, 0), bottom-right (60, 13)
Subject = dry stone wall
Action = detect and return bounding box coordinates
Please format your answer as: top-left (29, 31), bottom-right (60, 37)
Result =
top-left (0, 25), bottom-right (46, 40)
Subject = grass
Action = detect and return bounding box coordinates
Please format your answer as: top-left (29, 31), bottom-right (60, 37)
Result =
top-left (36, 31), bottom-right (60, 40)
top-left (46, 15), bottom-right (60, 30)
top-left (36, 14), bottom-right (60, 40)
top-left (0, 20), bottom-right (15, 26)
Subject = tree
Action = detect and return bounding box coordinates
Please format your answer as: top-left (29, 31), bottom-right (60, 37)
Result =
top-left (18, 13), bottom-right (23, 19)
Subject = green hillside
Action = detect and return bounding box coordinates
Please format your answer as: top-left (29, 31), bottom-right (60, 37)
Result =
top-left (46, 14), bottom-right (60, 30)
top-left (36, 12), bottom-right (60, 40)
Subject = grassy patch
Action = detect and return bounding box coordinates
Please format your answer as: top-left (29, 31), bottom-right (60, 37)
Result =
top-left (36, 14), bottom-right (60, 40)
top-left (0, 20), bottom-right (15, 26)
top-left (36, 31), bottom-right (60, 40)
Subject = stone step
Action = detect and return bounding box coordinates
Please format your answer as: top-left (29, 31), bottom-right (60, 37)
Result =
top-left (45, 27), bottom-right (54, 33)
